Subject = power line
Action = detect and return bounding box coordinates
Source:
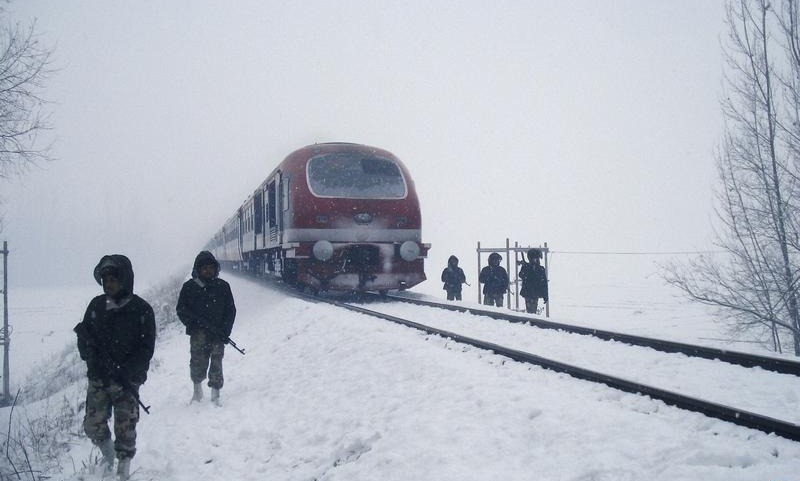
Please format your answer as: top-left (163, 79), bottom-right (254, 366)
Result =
top-left (550, 250), bottom-right (725, 256)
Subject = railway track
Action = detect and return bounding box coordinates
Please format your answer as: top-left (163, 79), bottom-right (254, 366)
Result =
top-left (313, 295), bottom-right (800, 442)
top-left (380, 293), bottom-right (800, 376)
top-left (249, 275), bottom-right (800, 442)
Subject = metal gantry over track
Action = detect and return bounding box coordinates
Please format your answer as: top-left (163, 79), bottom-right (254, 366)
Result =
top-left (476, 238), bottom-right (550, 317)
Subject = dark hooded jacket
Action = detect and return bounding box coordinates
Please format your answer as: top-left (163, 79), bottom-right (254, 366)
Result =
top-left (441, 255), bottom-right (466, 293)
top-left (74, 254), bottom-right (156, 385)
top-left (519, 262), bottom-right (548, 301)
top-left (479, 253), bottom-right (509, 296)
top-left (176, 251), bottom-right (236, 342)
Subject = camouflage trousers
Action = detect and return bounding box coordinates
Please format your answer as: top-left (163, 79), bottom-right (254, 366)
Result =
top-left (483, 293), bottom-right (504, 307)
top-left (524, 297), bottom-right (540, 314)
top-left (190, 330), bottom-right (225, 389)
top-left (83, 378), bottom-right (140, 459)
top-left (446, 289), bottom-right (462, 301)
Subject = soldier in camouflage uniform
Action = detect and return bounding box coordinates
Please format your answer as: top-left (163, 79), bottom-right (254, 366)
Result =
top-left (176, 251), bottom-right (236, 406)
top-left (519, 248), bottom-right (549, 314)
top-left (479, 252), bottom-right (509, 307)
top-left (74, 255), bottom-right (156, 480)
top-left (441, 255), bottom-right (467, 301)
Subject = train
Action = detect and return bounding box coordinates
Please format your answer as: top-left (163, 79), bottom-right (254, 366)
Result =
top-left (206, 142), bottom-right (430, 294)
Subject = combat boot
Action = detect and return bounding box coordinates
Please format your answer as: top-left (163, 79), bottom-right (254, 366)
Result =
top-left (97, 437), bottom-right (115, 470)
top-left (191, 382), bottom-right (203, 402)
top-left (211, 388), bottom-right (221, 406)
top-left (116, 457), bottom-right (131, 480)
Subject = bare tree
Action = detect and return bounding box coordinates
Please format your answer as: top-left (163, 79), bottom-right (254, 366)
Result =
top-left (0, 18), bottom-right (52, 181)
top-left (0, 6), bottom-right (53, 233)
top-left (664, 0), bottom-right (800, 355)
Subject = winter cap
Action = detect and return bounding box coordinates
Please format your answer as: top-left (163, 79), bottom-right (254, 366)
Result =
top-left (488, 252), bottom-right (502, 263)
top-left (99, 265), bottom-right (121, 278)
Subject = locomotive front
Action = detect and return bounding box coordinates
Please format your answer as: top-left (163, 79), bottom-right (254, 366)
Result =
top-left (286, 144), bottom-right (429, 293)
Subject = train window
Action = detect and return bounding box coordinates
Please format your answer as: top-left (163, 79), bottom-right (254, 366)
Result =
top-left (307, 153), bottom-right (407, 199)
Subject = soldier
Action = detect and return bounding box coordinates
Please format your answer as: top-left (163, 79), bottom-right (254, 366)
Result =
top-left (74, 254), bottom-right (156, 480)
top-left (519, 249), bottom-right (549, 313)
top-left (441, 255), bottom-right (467, 301)
top-left (176, 251), bottom-right (236, 406)
top-left (479, 252), bottom-right (509, 307)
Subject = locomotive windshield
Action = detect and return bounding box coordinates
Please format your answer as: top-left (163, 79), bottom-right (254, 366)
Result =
top-left (307, 153), bottom-right (407, 199)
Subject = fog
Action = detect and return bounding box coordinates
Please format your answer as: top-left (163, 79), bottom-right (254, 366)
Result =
top-left (2, 1), bottom-right (724, 289)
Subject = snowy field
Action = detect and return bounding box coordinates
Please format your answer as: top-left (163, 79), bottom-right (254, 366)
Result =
top-left (3, 254), bottom-right (800, 480)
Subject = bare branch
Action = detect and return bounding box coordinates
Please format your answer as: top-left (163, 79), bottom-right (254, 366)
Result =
top-left (0, 19), bottom-right (54, 180)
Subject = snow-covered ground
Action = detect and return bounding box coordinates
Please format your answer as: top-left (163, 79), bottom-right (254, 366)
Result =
top-left (4, 255), bottom-right (800, 480)
top-left (382, 299), bottom-right (800, 416)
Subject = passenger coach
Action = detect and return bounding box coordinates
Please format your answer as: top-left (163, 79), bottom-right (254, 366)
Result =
top-left (207, 142), bottom-right (429, 293)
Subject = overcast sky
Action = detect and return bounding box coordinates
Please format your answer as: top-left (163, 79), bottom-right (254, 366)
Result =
top-left (2, 1), bottom-right (726, 288)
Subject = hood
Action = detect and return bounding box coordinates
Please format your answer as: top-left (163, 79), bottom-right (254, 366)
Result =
top-left (93, 254), bottom-right (134, 297)
top-left (448, 255), bottom-right (459, 267)
top-left (192, 250), bottom-right (220, 279)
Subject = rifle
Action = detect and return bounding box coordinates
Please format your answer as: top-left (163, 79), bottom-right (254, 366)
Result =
top-left (205, 325), bottom-right (245, 355)
top-left (225, 336), bottom-right (246, 355)
top-left (75, 323), bottom-right (151, 414)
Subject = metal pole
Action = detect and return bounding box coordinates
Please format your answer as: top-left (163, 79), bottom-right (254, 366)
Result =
top-left (514, 241), bottom-right (520, 311)
top-left (544, 241), bottom-right (550, 318)
top-left (2, 241), bottom-right (9, 401)
top-left (476, 241), bottom-right (481, 304)
top-left (505, 238), bottom-right (511, 310)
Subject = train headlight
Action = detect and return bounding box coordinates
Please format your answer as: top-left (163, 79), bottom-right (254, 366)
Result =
top-left (399, 241), bottom-right (420, 261)
top-left (313, 240), bottom-right (334, 261)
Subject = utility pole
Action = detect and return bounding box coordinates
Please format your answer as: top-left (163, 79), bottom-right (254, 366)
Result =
top-left (1, 241), bottom-right (8, 404)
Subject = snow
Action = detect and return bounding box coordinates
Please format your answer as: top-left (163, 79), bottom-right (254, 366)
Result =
top-left (3, 255), bottom-right (800, 480)
top-left (366, 301), bottom-right (800, 424)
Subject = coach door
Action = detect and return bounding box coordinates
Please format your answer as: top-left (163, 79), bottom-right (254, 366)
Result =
top-left (254, 190), bottom-right (264, 248)
top-left (237, 208), bottom-right (244, 259)
top-left (267, 178), bottom-right (278, 244)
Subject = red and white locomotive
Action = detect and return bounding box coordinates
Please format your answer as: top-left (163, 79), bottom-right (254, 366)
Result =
top-left (207, 142), bottom-right (429, 293)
